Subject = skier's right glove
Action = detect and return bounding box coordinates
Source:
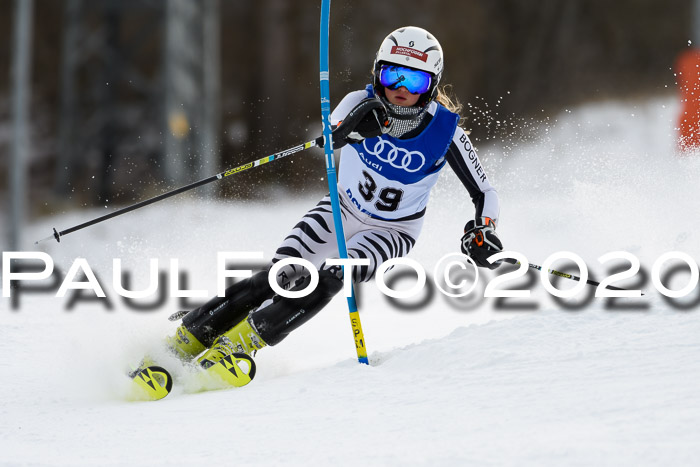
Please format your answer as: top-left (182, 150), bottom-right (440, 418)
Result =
top-left (316, 97), bottom-right (391, 149)
top-left (460, 217), bottom-right (503, 269)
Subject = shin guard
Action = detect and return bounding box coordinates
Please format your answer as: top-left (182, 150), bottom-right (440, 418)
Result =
top-left (182, 270), bottom-right (273, 347)
top-left (249, 269), bottom-right (343, 346)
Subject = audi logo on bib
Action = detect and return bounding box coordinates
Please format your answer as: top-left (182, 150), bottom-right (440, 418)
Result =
top-left (363, 137), bottom-right (426, 173)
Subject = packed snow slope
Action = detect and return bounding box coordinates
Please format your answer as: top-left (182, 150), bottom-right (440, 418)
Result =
top-left (1, 96), bottom-right (699, 466)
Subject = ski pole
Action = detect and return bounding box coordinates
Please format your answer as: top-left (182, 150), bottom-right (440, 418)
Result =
top-left (503, 257), bottom-right (642, 294)
top-left (319, 0), bottom-right (369, 364)
top-left (35, 139), bottom-right (319, 244)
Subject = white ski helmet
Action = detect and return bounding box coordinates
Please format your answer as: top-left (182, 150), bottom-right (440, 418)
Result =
top-left (373, 26), bottom-right (444, 106)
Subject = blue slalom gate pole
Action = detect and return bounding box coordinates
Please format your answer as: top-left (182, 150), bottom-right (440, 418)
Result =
top-left (319, 0), bottom-right (368, 364)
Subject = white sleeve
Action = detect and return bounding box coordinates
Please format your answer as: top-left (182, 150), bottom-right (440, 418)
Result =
top-left (445, 126), bottom-right (501, 223)
top-left (330, 90), bottom-right (370, 126)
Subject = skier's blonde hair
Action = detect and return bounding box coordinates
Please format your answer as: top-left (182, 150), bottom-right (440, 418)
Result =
top-left (435, 84), bottom-right (462, 115)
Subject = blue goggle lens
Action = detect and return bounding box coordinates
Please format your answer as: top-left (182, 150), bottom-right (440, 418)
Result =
top-left (378, 65), bottom-right (432, 94)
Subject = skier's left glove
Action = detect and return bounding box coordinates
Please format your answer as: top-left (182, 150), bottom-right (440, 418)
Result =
top-left (460, 217), bottom-right (503, 269)
top-left (316, 97), bottom-right (392, 149)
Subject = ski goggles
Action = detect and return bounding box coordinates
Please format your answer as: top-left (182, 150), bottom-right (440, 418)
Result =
top-left (378, 64), bottom-right (432, 94)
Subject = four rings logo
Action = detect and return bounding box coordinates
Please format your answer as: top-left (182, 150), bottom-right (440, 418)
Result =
top-left (362, 137), bottom-right (426, 173)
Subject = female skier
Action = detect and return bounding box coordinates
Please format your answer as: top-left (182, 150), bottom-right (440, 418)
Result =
top-left (133, 26), bottom-right (503, 394)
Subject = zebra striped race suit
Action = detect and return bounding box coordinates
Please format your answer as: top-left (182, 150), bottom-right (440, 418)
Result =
top-left (271, 88), bottom-right (501, 288)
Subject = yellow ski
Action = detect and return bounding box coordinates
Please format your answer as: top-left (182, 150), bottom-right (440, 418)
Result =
top-left (128, 366), bottom-right (173, 401)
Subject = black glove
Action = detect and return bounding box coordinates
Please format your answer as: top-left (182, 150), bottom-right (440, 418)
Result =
top-left (316, 97), bottom-right (391, 149)
top-left (460, 217), bottom-right (503, 269)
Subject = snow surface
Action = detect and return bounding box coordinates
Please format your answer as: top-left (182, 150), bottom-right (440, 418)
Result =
top-left (1, 96), bottom-right (700, 466)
